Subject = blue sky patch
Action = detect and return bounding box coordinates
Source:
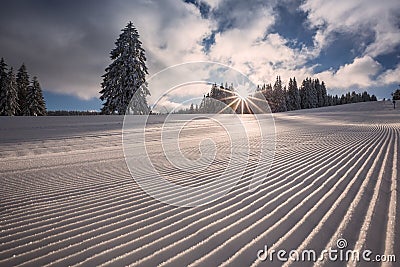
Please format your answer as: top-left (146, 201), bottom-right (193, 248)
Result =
top-left (271, 3), bottom-right (314, 49)
top-left (43, 91), bottom-right (102, 111)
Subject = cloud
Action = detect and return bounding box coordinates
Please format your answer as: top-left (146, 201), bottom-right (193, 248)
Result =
top-left (314, 56), bottom-right (382, 88)
top-left (207, 4), bottom-right (316, 86)
top-left (301, 0), bottom-right (400, 57)
top-left (0, 1), bottom-right (118, 99)
top-left (378, 64), bottom-right (400, 85)
top-left (0, 0), bottom-right (213, 100)
top-left (202, 0), bottom-right (223, 9)
top-left (153, 97), bottom-right (190, 113)
top-left (123, 1), bottom-right (213, 71)
top-left (311, 55), bottom-right (399, 90)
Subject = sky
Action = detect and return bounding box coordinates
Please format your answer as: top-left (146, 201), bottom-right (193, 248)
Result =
top-left (0, 0), bottom-right (399, 110)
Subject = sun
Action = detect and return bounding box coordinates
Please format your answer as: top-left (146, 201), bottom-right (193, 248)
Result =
top-left (231, 82), bottom-right (252, 114)
top-left (216, 88), bottom-right (251, 114)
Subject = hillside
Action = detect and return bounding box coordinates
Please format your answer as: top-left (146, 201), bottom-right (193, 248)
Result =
top-left (0, 101), bottom-right (398, 266)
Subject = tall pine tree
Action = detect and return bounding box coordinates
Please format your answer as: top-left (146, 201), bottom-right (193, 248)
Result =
top-left (261, 83), bottom-right (273, 105)
top-left (320, 81), bottom-right (328, 106)
top-left (293, 78), bottom-right (301, 110)
top-left (100, 22), bottom-right (150, 115)
top-left (16, 63), bottom-right (30, 115)
top-left (300, 78), bottom-right (310, 109)
top-left (0, 68), bottom-right (18, 116)
top-left (310, 78), bottom-right (318, 108)
top-left (0, 58), bottom-right (8, 115)
top-left (272, 76), bottom-right (287, 112)
top-left (287, 77), bottom-right (301, 110)
top-left (315, 78), bottom-right (324, 107)
top-left (26, 76), bottom-right (46, 116)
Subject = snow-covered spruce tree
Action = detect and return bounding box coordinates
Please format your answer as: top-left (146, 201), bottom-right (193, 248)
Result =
top-left (300, 77), bottom-right (317, 109)
top-left (315, 78), bottom-right (323, 107)
top-left (300, 78), bottom-right (310, 109)
top-left (272, 76), bottom-right (287, 112)
top-left (26, 76), bottom-right (46, 116)
top-left (392, 89), bottom-right (400, 101)
top-left (100, 22), bottom-right (150, 115)
top-left (0, 58), bottom-right (7, 87)
top-left (320, 81), bottom-right (328, 106)
top-left (16, 63), bottom-right (30, 115)
top-left (287, 78), bottom-right (295, 111)
top-left (261, 83), bottom-right (273, 107)
top-left (310, 78), bottom-right (318, 108)
top-left (293, 78), bottom-right (301, 110)
top-left (0, 68), bottom-right (18, 116)
top-left (0, 58), bottom-right (9, 115)
top-left (287, 77), bottom-right (301, 111)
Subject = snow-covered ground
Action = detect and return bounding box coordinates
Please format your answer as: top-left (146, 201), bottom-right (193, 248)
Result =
top-left (0, 101), bottom-right (399, 266)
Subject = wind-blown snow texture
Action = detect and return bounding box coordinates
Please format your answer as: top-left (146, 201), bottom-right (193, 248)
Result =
top-left (0, 101), bottom-right (399, 266)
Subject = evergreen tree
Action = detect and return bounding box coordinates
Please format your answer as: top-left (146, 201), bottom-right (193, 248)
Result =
top-left (362, 91), bottom-right (371, 102)
top-left (350, 91), bottom-right (358, 103)
top-left (334, 95), bottom-right (339, 105)
top-left (0, 58), bottom-right (8, 115)
top-left (199, 93), bottom-right (210, 113)
top-left (327, 95), bottom-right (333, 106)
top-left (100, 22), bottom-right (150, 115)
top-left (287, 78), bottom-right (294, 111)
top-left (287, 77), bottom-right (301, 110)
top-left (320, 81), bottom-right (328, 106)
top-left (26, 76), bottom-right (46, 116)
top-left (310, 78), bottom-right (318, 108)
top-left (285, 85), bottom-right (289, 110)
top-left (0, 68), bottom-right (18, 116)
top-left (340, 94), bottom-right (346, 104)
top-left (261, 83), bottom-right (273, 105)
top-left (315, 79), bottom-right (324, 107)
top-left (392, 89), bottom-right (400, 100)
top-left (0, 58), bottom-right (7, 88)
top-left (293, 78), bottom-right (301, 110)
top-left (299, 78), bottom-right (319, 109)
top-left (300, 78), bottom-right (311, 109)
top-left (272, 76), bottom-right (287, 112)
top-left (210, 83), bottom-right (218, 98)
top-left (16, 63), bottom-right (30, 115)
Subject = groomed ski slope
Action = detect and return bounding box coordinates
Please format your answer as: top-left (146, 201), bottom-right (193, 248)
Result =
top-left (0, 101), bottom-right (399, 266)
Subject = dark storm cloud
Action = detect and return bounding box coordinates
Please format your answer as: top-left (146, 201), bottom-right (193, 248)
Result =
top-left (0, 0), bottom-right (215, 99)
top-left (0, 0), bottom-right (125, 99)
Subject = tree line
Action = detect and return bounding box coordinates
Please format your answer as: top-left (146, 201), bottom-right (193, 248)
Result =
top-left (46, 110), bottom-right (101, 116)
top-left (173, 83), bottom-right (244, 114)
top-left (177, 78), bottom-right (377, 114)
top-left (258, 76), bottom-right (377, 113)
top-left (0, 58), bottom-right (46, 116)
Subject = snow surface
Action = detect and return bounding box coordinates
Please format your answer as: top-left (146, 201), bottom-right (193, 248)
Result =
top-left (0, 101), bottom-right (399, 266)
